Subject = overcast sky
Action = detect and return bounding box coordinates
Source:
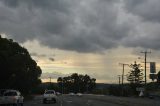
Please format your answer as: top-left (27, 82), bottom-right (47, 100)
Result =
top-left (1, 0), bottom-right (160, 83)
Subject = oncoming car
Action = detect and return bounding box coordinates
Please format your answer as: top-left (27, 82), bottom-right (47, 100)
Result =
top-left (43, 90), bottom-right (57, 104)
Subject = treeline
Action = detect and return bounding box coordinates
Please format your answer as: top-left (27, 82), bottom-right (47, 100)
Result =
top-left (57, 73), bottom-right (96, 93)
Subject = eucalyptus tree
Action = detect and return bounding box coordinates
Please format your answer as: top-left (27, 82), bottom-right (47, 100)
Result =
top-left (0, 36), bottom-right (42, 93)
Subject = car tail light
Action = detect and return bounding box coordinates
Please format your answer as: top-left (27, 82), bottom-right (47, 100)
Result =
top-left (11, 97), bottom-right (17, 102)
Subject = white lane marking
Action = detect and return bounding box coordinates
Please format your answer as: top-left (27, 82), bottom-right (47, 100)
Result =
top-left (63, 98), bottom-right (73, 103)
top-left (66, 100), bottom-right (72, 103)
top-left (86, 100), bottom-right (92, 106)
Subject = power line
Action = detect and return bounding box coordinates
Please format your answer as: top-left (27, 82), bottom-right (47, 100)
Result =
top-left (140, 50), bottom-right (151, 85)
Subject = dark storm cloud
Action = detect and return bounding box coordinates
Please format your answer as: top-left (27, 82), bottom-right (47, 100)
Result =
top-left (0, 0), bottom-right (130, 53)
top-left (122, 0), bottom-right (160, 50)
top-left (1, 0), bottom-right (160, 53)
top-left (124, 0), bottom-right (160, 22)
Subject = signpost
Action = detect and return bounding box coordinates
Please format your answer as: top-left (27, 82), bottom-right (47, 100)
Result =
top-left (136, 87), bottom-right (145, 91)
top-left (150, 62), bottom-right (157, 81)
top-left (149, 74), bottom-right (157, 81)
top-left (136, 87), bottom-right (145, 97)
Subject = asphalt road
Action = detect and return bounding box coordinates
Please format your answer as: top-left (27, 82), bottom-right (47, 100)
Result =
top-left (24, 94), bottom-right (160, 106)
top-left (24, 95), bottom-right (121, 106)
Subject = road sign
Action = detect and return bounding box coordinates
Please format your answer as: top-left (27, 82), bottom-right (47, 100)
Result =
top-left (139, 91), bottom-right (144, 97)
top-left (136, 87), bottom-right (145, 91)
top-left (150, 62), bottom-right (156, 73)
top-left (149, 74), bottom-right (157, 81)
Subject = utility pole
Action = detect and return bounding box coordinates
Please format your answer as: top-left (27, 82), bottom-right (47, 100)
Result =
top-left (62, 79), bottom-right (63, 94)
top-left (141, 50), bottom-right (151, 85)
top-left (49, 77), bottom-right (52, 87)
top-left (119, 63), bottom-right (128, 96)
top-left (119, 63), bottom-right (129, 85)
top-left (118, 75), bottom-right (121, 85)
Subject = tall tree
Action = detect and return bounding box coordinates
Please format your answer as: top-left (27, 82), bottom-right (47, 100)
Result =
top-left (0, 36), bottom-right (42, 93)
top-left (127, 61), bottom-right (144, 95)
top-left (127, 61), bottom-right (144, 84)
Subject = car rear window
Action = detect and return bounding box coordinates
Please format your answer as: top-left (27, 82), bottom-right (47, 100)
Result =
top-left (4, 92), bottom-right (17, 96)
top-left (0, 90), bottom-right (7, 96)
top-left (45, 91), bottom-right (55, 94)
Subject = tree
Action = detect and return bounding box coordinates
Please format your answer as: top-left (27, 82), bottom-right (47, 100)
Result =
top-left (127, 61), bottom-right (144, 94)
top-left (157, 71), bottom-right (160, 83)
top-left (57, 77), bottom-right (63, 93)
top-left (57, 73), bottom-right (96, 93)
top-left (0, 36), bottom-right (42, 94)
top-left (127, 61), bottom-right (144, 84)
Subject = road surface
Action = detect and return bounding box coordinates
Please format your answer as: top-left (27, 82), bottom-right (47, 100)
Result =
top-left (24, 94), bottom-right (160, 106)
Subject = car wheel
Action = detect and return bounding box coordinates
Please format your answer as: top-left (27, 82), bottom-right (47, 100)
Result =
top-left (54, 100), bottom-right (57, 103)
top-left (43, 99), bottom-right (46, 104)
top-left (53, 99), bottom-right (56, 103)
top-left (13, 103), bottom-right (18, 106)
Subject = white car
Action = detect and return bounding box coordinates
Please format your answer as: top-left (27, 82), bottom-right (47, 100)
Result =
top-left (69, 92), bottom-right (75, 96)
top-left (76, 93), bottom-right (82, 96)
top-left (56, 92), bottom-right (61, 96)
top-left (43, 90), bottom-right (57, 104)
top-left (0, 90), bottom-right (24, 106)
